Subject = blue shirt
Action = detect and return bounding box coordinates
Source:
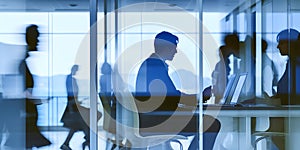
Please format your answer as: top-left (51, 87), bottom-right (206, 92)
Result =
top-left (135, 56), bottom-right (181, 96)
top-left (135, 54), bottom-right (182, 111)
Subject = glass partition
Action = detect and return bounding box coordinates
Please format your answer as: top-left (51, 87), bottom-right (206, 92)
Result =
top-left (97, 0), bottom-right (204, 149)
top-left (2, 0), bottom-right (299, 150)
top-left (0, 1), bottom-right (90, 149)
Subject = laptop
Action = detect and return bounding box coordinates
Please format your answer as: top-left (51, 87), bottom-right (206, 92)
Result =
top-left (226, 72), bottom-right (247, 105)
top-left (218, 74), bottom-right (237, 105)
top-left (204, 72), bottom-right (248, 107)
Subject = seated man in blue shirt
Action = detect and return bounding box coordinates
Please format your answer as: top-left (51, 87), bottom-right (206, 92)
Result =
top-left (135, 31), bottom-right (221, 150)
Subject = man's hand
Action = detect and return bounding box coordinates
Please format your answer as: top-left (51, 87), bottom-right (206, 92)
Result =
top-left (203, 86), bottom-right (212, 103)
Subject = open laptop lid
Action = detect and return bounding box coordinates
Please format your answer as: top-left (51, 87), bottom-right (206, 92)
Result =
top-left (218, 74), bottom-right (236, 104)
top-left (226, 73), bottom-right (248, 105)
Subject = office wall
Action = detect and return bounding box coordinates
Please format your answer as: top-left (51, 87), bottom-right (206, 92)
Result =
top-left (0, 10), bottom-right (225, 126)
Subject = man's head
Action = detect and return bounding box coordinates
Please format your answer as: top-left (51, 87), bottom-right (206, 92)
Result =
top-left (224, 33), bottom-right (240, 57)
top-left (154, 31), bottom-right (178, 61)
top-left (277, 29), bottom-right (300, 56)
top-left (101, 62), bottom-right (112, 74)
top-left (71, 64), bottom-right (79, 75)
top-left (262, 39), bottom-right (268, 53)
top-left (26, 24), bottom-right (39, 51)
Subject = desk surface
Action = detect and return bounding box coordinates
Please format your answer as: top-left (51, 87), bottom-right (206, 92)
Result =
top-left (141, 105), bottom-right (300, 117)
top-left (203, 105), bottom-right (299, 110)
top-left (203, 105), bottom-right (300, 117)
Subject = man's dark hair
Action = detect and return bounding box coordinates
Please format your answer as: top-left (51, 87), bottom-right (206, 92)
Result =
top-left (26, 24), bottom-right (39, 43)
top-left (224, 33), bottom-right (239, 48)
top-left (154, 31), bottom-right (178, 51)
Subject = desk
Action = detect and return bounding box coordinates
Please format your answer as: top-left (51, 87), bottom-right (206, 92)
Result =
top-left (203, 105), bottom-right (300, 150)
top-left (140, 106), bottom-right (300, 150)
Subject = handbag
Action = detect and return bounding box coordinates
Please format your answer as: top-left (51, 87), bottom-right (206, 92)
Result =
top-left (77, 105), bottom-right (102, 125)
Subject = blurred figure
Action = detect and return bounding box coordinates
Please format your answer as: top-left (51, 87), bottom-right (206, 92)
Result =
top-left (0, 35), bottom-right (27, 148)
top-left (275, 28), bottom-right (300, 104)
top-left (100, 62), bottom-right (112, 93)
top-left (239, 35), bottom-right (256, 99)
top-left (262, 39), bottom-right (279, 97)
top-left (99, 62), bottom-right (116, 128)
top-left (60, 65), bottom-right (91, 150)
top-left (99, 62), bottom-right (120, 149)
top-left (211, 46), bottom-right (231, 103)
top-left (24, 24), bottom-right (51, 149)
top-left (268, 28), bottom-right (300, 150)
top-left (211, 33), bottom-right (240, 104)
top-left (13, 24), bottom-right (51, 148)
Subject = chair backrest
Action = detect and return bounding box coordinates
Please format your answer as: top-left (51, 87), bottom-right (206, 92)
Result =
top-left (115, 90), bottom-right (140, 137)
top-left (99, 92), bottom-right (116, 133)
top-left (255, 117), bottom-right (270, 131)
top-left (111, 71), bottom-right (143, 141)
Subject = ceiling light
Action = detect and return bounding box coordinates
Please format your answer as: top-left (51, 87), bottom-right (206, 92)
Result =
top-left (69, 4), bottom-right (78, 7)
top-left (169, 4), bottom-right (177, 7)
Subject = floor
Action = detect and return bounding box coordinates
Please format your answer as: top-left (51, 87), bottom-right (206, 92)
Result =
top-left (1, 130), bottom-right (193, 150)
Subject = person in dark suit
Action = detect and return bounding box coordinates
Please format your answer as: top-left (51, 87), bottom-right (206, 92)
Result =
top-left (15, 24), bottom-right (51, 149)
top-left (275, 29), bottom-right (300, 105)
top-left (268, 29), bottom-right (300, 150)
top-left (201, 33), bottom-right (240, 104)
top-left (211, 33), bottom-right (240, 104)
top-left (60, 65), bottom-right (91, 150)
top-left (135, 31), bottom-right (221, 150)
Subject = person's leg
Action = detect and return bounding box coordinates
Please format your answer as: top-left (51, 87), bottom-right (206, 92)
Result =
top-left (182, 115), bottom-right (220, 150)
top-left (60, 129), bottom-right (76, 150)
top-left (179, 115), bottom-right (199, 150)
top-left (82, 124), bottom-right (90, 149)
top-left (26, 100), bottom-right (51, 148)
top-left (186, 133), bottom-right (199, 150)
top-left (203, 115), bottom-right (221, 150)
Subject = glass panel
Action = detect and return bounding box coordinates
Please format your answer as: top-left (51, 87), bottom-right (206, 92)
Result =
top-left (0, 11), bottom-right (51, 148)
top-left (0, 1), bottom-right (90, 149)
top-left (4, 0), bottom-right (299, 149)
top-left (98, 1), bottom-right (203, 149)
top-left (52, 12), bottom-right (90, 33)
top-left (260, 0), bottom-right (292, 150)
top-left (204, 0), bottom-right (272, 149)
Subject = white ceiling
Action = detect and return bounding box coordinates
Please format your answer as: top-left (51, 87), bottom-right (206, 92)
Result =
top-left (0, 0), bottom-right (243, 13)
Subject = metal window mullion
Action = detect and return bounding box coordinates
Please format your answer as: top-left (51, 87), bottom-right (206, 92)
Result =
top-left (90, 0), bottom-right (98, 149)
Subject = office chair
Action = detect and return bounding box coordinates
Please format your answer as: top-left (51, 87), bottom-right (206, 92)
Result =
top-left (251, 117), bottom-right (286, 150)
top-left (251, 99), bottom-right (286, 150)
top-left (115, 90), bottom-right (187, 150)
top-left (252, 131), bottom-right (286, 150)
top-left (99, 92), bottom-right (128, 150)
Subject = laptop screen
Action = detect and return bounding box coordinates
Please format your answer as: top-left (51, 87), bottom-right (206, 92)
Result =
top-left (230, 73), bottom-right (247, 104)
top-left (219, 74), bottom-right (236, 104)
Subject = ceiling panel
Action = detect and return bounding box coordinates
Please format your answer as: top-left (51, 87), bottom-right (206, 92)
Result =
top-left (0, 0), bottom-right (243, 13)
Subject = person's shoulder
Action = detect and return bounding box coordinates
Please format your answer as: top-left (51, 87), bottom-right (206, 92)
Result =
top-left (143, 57), bottom-right (164, 65)
top-left (66, 74), bottom-right (72, 80)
